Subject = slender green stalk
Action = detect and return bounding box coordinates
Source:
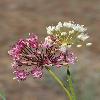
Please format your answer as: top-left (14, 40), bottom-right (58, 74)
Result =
top-left (67, 68), bottom-right (77, 100)
top-left (45, 66), bottom-right (72, 100)
top-left (0, 92), bottom-right (6, 100)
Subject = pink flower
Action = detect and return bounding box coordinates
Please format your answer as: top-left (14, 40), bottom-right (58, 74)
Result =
top-left (26, 33), bottom-right (38, 48)
top-left (31, 67), bottom-right (43, 78)
top-left (67, 52), bottom-right (77, 64)
top-left (59, 51), bottom-right (77, 65)
top-left (13, 70), bottom-right (29, 80)
top-left (8, 39), bottom-right (26, 60)
top-left (8, 33), bottom-right (77, 81)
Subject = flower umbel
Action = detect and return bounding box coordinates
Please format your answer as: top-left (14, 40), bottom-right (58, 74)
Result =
top-left (8, 33), bottom-right (76, 81)
top-left (46, 21), bottom-right (92, 52)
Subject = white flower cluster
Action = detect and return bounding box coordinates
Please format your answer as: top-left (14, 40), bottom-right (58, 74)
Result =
top-left (63, 22), bottom-right (87, 32)
top-left (46, 21), bottom-right (92, 52)
top-left (77, 33), bottom-right (89, 41)
top-left (46, 21), bottom-right (87, 34)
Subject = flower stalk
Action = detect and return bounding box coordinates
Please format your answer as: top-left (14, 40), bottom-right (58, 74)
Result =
top-left (45, 66), bottom-right (72, 100)
top-left (67, 68), bottom-right (77, 100)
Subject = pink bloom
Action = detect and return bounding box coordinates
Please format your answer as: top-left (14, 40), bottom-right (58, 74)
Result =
top-left (8, 39), bottom-right (26, 60)
top-left (26, 33), bottom-right (38, 48)
top-left (31, 67), bottom-right (43, 78)
top-left (8, 33), bottom-right (77, 81)
top-left (67, 52), bottom-right (77, 64)
top-left (62, 51), bottom-right (77, 64)
top-left (14, 70), bottom-right (29, 80)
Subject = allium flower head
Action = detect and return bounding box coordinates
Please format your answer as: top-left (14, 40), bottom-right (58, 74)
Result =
top-left (46, 21), bottom-right (92, 52)
top-left (8, 33), bottom-right (77, 81)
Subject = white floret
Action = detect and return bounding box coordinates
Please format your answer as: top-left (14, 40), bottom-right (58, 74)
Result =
top-left (77, 33), bottom-right (89, 41)
top-left (61, 32), bottom-right (67, 36)
top-left (63, 22), bottom-right (73, 28)
top-left (86, 43), bottom-right (92, 46)
top-left (55, 22), bottom-right (63, 31)
top-left (46, 26), bottom-right (55, 35)
top-left (76, 44), bottom-right (82, 47)
top-left (72, 24), bottom-right (87, 32)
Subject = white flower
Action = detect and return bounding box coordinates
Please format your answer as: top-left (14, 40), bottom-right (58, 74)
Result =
top-left (63, 21), bottom-right (73, 28)
top-left (72, 24), bottom-right (87, 32)
top-left (86, 43), bottom-right (92, 46)
top-left (46, 21), bottom-right (91, 48)
top-left (55, 25), bottom-right (60, 31)
top-left (46, 26), bottom-right (55, 35)
top-left (58, 22), bottom-right (63, 27)
top-left (69, 30), bottom-right (74, 34)
top-left (76, 45), bottom-right (82, 47)
top-left (63, 21), bottom-right (87, 33)
top-left (55, 22), bottom-right (62, 31)
top-left (61, 32), bottom-right (67, 36)
top-left (77, 33), bottom-right (89, 41)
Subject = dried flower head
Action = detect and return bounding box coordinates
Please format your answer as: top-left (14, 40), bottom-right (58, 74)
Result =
top-left (8, 33), bottom-right (77, 81)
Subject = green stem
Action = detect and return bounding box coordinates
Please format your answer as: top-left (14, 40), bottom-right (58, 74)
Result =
top-left (45, 66), bottom-right (72, 100)
top-left (0, 92), bottom-right (6, 100)
top-left (67, 68), bottom-right (77, 100)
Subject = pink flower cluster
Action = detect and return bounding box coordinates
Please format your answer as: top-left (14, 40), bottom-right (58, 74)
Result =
top-left (8, 33), bottom-right (77, 81)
